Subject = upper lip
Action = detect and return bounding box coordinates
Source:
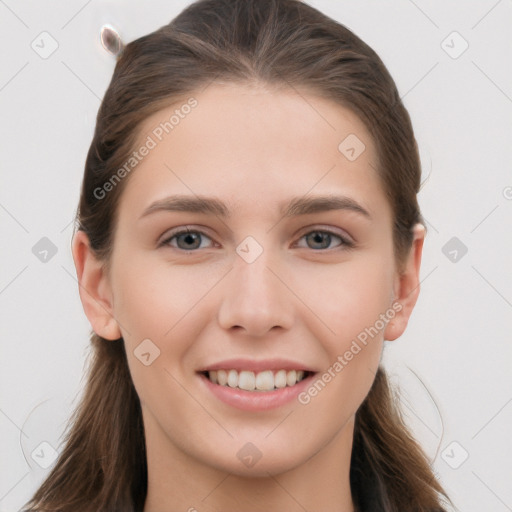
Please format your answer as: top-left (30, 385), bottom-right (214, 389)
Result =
top-left (197, 358), bottom-right (317, 373)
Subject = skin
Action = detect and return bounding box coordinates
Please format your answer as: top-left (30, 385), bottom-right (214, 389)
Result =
top-left (72, 81), bottom-right (424, 511)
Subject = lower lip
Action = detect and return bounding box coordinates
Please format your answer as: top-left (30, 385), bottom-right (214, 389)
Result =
top-left (198, 372), bottom-right (316, 411)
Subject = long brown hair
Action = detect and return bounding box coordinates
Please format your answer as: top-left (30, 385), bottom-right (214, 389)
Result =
top-left (24, 0), bottom-right (452, 510)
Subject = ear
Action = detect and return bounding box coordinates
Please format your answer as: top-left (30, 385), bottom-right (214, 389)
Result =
top-left (71, 230), bottom-right (121, 340)
top-left (384, 223), bottom-right (425, 341)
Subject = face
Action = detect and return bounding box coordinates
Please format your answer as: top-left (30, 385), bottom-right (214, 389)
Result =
top-left (75, 81), bottom-right (421, 478)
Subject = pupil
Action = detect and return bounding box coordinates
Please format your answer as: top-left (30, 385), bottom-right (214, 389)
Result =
top-left (309, 232), bottom-right (329, 249)
top-left (181, 232), bottom-right (200, 249)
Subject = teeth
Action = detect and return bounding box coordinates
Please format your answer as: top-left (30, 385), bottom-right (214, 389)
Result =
top-left (274, 369), bottom-right (287, 388)
top-left (227, 369), bottom-right (238, 388)
top-left (206, 369), bottom-right (308, 391)
top-left (217, 369), bottom-right (228, 386)
top-left (255, 370), bottom-right (274, 391)
top-left (238, 370), bottom-right (256, 391)
top-left (286, 370), bottom-right (297, 387)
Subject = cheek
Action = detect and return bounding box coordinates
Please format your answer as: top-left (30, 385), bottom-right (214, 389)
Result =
top-left (294, 258), bottom-right (392, 422)
top-left (111, 252), bottom-right (214, 335)
top-left (110, 254), bottom-right (225, 382)
top-left (297, 253), bottom-right (395, 350)
top-left (110, 259), bottom-right (209, 409)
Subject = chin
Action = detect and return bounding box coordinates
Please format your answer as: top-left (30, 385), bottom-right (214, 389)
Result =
top-left (200, 436), bottom-right (314, 478)
top-left (215, 452), bottom-right (306, 478)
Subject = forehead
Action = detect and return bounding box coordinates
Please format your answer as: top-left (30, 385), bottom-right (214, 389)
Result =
top-left (117, 81), bottom-right (390, 222)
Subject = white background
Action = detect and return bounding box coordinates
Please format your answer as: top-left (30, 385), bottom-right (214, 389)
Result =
top-left (1, 1), bottom-right (511, 511)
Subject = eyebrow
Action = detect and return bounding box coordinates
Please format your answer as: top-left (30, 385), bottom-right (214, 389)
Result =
top-left (139, 194), bottom-right (371, 219)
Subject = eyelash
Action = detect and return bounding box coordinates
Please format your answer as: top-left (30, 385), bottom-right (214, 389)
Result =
top-left (158, 226), bottom-right (355, 252)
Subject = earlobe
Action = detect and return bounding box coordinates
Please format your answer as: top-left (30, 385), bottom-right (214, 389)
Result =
top-left (71, 230), bottom-right (121, 340)
top-left (384, 223), bottom-right (425, 342)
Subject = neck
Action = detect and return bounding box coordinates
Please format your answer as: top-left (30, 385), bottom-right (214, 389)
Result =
top-left (143, 415), bottom-right (356, 512)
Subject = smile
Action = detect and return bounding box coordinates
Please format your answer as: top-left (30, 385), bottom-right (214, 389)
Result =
top-left (204, 369), bottom-right (310, 391)
top-left (198, 367), bottom-right (316, 411)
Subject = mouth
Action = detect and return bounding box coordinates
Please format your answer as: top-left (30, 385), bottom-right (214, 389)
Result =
top-left (199, 369), bottom-right (312, 392)
top-left (197, 361), bottom-right (317, 412)
top-left (197, 359), bottom-right (318, 410)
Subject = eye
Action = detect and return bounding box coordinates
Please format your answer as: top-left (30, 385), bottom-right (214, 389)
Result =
top-left (295, 229), bottom-right (353, 250)
top-left (159, 227), bottom-right (353, 252)
top-left (159, 228), bottom-right (215, 251)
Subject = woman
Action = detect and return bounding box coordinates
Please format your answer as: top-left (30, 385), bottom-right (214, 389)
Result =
top-left (24, 0), bottom-right (452, 510)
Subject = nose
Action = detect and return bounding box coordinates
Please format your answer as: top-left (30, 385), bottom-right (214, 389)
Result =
top-left (217, 246), bottom-right (295, 338)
